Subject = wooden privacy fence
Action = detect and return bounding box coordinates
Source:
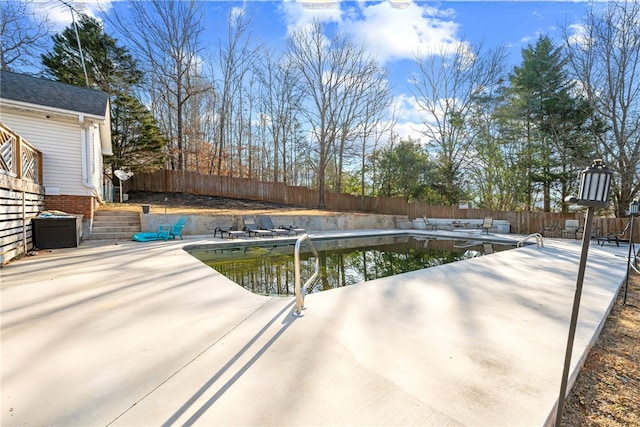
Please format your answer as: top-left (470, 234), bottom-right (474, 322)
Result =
top-left (126, 169), bottom-right (639, 239)
top-left (0, 122), bottom-right (44, 264)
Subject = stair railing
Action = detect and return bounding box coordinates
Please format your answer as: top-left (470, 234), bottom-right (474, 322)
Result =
top-left (517, 233), bottom-right (544, 248)
top-left (293, 234), bottom-right (320, 317)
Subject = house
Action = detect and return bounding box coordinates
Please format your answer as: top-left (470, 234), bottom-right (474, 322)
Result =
top-left (0, 70), bottom-right (112, 236)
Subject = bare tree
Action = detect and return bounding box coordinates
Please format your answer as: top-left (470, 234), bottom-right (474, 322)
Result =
top-left (108, 0), bottom-right (207, 170)
top-left (181, 74), bottom-right (215, 173)
top-left (256, 50), bottom-right (305, 183)
top-left (331, 61), bottom-right (392, 193)
top-left (208, 9), bottom-right (260, 177)
top-left (356, 96), bottom-right (396, 207)
top-left (411, 42), bottom-right (507, 205)
top-left (563, 1), bottom-right (640, 217)
top-left (286, 20), bottom-right (391, 207)
top-left (1, 0), bottom-right (50, 71)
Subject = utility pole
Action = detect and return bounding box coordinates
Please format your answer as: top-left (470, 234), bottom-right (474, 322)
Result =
top-left (58, 0), bottom-right (89, 87)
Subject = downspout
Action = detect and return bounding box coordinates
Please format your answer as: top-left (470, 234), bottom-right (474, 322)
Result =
top-left (80, 117), bottom-right (103, 202)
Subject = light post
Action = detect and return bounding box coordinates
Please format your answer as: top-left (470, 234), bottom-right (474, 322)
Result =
top-left (624, 200), bottom-right (638, 305)
top-left (556, 159), bottom-right (612, 427)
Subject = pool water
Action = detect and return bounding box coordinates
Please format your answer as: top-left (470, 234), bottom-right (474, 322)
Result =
top-left (186, 235), bottom-right (515, 296)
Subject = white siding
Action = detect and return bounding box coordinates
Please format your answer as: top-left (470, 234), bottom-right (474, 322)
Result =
top-left (0, 112), bottom-right (90, 196)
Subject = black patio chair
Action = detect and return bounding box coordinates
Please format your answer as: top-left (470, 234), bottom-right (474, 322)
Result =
top-left (242, 216), bottom-right (274, 238)
top-left (258, 215), bottom-right (291, 236)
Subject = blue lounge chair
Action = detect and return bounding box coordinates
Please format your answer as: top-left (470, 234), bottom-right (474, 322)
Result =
top-left (159, 216), bottom-right (187, 240)
top-left (132, 232), bottom-right (164, 242)
top-left (132, 217), bottom-right (187, 242)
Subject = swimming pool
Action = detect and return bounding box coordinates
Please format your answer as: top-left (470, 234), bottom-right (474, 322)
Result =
top-left (186, 234), bottom-right (517, 296)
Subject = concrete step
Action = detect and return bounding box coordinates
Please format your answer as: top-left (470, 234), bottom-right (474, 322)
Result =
top-left (92, 225), bottom-right (141, 233)
top-left (93, 221), bottom-right (139, 228)
top-left (93, 211), bottom-right (140, 220)
top-left (90, 231), bottom-right (138, 240)
top-left (93, 214), bottom-right (140, 222)
top-left (89, 209), bottom-right (142, 240)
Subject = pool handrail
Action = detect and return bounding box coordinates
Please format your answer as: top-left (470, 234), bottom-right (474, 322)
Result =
top-left (517, 233), bottom-right (544, 248)
top-left (293, 234), bottom-right (320, 317)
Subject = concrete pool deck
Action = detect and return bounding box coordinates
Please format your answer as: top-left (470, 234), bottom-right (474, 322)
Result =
top-left (0, 230), bottom-right (630, 426)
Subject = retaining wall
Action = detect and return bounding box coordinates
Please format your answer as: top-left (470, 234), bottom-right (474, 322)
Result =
top-left (140, 213), bottom-right (406, 236)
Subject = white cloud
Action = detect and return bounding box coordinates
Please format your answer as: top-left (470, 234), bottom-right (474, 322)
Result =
top-left (567, 23), bottom-right (588, 48)
top-left (280, 0), bottom-right (463, 64)
top-left (281, 0), bottom-right (343, 34)
top-left (276, 1), bottom-right (466, 147)
top-left (391, 120), bottom-right (425, 143)
top-left (33, 0), bottom-right (111, 30)
top-left (342, 1), bottom-right (462, 63)
top-left (388, 94), bottom-right (428, 143)
top-left (230, 5), bottom-right (246, 22)
top-left (520, 32), bottom-right (540, 45)
top-left (393, 93), bottom-right (422, 123)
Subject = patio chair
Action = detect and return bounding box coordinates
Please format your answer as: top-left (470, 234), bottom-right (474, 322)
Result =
top-left (158, 216), bottom-right (187, 240)
top-left (258, 215), bottom-right (291, 236)
top-left (561, 219), bottom-right (581, 239)
top-left (452, 220), bottom-right (471, 229)
top-left (598, 221), bottom-right (631, 247)
top-left (422, 216), bottom-right (437, 230)
top-left (273, 217), bottom-right (306, 235)
top-left (481, 217), bottom-right (493, 235)
top-left (133, 216), bottom-right (187, 242)
top-left (539, 221), bottom-right (560, 237)
top-left (132, 231), bottom-right (164, 242)
top-left (280, 224), bottom-right (306, 234)
top-left (214, 225), bottom-right (247, 239)
top-left (242, 216), bottom-right (274, 238)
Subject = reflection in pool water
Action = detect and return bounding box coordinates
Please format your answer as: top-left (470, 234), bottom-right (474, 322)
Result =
top-left (186, 235), bottom-right (515, 296)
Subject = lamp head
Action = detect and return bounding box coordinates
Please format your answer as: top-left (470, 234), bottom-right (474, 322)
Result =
top-left (571, 159), bottom-right (612, 208)
top-left (630, 200), bottom-right (639, 216)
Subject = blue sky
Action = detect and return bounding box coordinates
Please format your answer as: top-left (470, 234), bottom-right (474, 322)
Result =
top-left (40, 0), bottom-right (599, 140)
top-left (45, 1), bottom-right (594, 68)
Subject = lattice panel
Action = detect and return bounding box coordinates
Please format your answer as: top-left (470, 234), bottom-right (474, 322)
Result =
top-left (21, 144), bottom-right (39, 182)
top-left (0, 126), bottom-right (16, 174)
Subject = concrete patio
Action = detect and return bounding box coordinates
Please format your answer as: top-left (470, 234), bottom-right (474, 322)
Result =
top-left (0, 230), bottom-right (630, 426)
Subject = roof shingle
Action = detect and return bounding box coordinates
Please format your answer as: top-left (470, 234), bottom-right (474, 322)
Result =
top-left (0, 70), bottom-right (109, 118)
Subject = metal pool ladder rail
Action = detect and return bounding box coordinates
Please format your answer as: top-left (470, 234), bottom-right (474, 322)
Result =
top-left (517, 233), bottom-right (544, 248)
top-left (293, 234), bottom-right (320, 317)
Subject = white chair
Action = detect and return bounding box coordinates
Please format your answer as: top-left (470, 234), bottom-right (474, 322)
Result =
top-left (561, 219), bottom-right (581, 239)
top-left (481, 217), bottom-right (494, 234)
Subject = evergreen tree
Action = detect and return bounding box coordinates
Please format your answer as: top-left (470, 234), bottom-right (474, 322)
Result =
top-left (370, 138), bottom-right (440, 203)
top-left (109, 94), bottom-right (166, 174)
top-left (42, 15), bottom-right (140, 92)
top-left (507, 35), bottom-right (597, 212)
top-left (41, 15), bottom-right (165, 182)
top-left (466, 86), bottom-right (532, 210)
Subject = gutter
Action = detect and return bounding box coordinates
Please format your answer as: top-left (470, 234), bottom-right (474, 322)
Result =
top-left (0, 98), bottom-right (106, 122)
